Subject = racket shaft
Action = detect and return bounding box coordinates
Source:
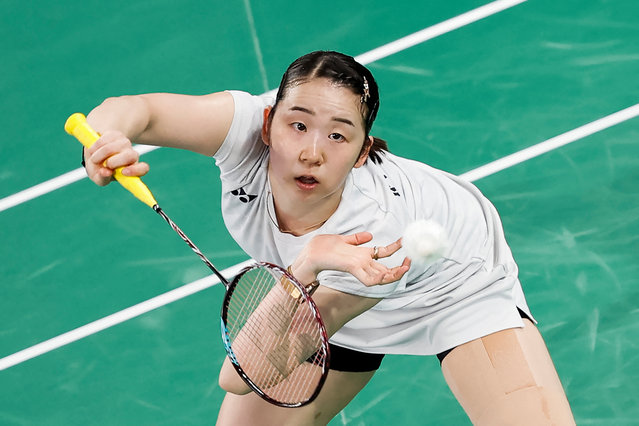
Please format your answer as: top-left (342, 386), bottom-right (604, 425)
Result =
top-left (154, 206), bottom-right (229, 286)
top-left (65, 113), bottom-right (228, 285)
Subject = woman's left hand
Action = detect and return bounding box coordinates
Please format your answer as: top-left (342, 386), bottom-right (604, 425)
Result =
top-left (290, 231), bottom-right (410, 287)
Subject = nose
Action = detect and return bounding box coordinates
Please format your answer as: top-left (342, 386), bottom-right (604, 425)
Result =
top-left (299, 132), bottom-right (324, 165)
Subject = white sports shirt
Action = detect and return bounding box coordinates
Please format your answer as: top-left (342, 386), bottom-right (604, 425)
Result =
top-left (213, 90), bottom-right (533, 356)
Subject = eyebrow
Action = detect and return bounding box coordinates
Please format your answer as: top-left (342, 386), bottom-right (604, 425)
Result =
top-left (289, 106), bottom-right (355, 127)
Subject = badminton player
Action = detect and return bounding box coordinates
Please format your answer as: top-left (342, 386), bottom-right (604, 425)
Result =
top-left (82, 51), bottom-right (575, 425)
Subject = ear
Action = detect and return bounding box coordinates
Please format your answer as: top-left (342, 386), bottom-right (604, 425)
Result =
top-left (261, 106), bottom-right (272, 146)
top-left (354, 136), bottom-right (373, 168)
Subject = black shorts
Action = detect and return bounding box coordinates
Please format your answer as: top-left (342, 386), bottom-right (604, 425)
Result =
top-left (329, 343), bottom-right (386, 372)
top-left (329, 308), bottom-right (532, 372)
top-left (327, 344), bottom-right (447, 372)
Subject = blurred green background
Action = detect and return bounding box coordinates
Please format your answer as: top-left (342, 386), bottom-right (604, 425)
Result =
top-left (1, 0), bottom-right (638, 424)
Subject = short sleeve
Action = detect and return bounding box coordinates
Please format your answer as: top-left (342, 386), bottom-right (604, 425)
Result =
top-left (213, 90), bottom-right (273, 190)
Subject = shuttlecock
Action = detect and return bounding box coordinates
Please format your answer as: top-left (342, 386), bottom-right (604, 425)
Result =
top-left (402, 219), bottom-right (448, 264)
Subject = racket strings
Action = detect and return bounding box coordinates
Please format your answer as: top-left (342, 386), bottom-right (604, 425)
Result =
top-left (230, 269), bottom-right (300, 372)
top-left (225, 267), bottom-right (327, 403)
top-left (238, 272), bottom-right (325, 399)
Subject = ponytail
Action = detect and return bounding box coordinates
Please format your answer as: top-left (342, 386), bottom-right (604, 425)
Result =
top-left (365, 136), bottom-right (389, 164)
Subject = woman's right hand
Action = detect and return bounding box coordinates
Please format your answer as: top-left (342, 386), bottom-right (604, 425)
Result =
top-left (83, 130), bottom-right (150, 186)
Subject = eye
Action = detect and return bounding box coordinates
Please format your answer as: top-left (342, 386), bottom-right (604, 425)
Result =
top-left (329, 133), bottom-right (345, 142)
top-left (292, 122), bottom-right (307, 132)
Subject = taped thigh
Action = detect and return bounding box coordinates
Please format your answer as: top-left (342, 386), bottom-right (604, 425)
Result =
top-left (441, 322), bottom-right (574, 425)
top-left (474, 383), bottom-right (573, 426)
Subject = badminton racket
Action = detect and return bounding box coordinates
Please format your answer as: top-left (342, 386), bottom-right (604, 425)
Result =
top-left (64, 113), bottom-right (330, 407)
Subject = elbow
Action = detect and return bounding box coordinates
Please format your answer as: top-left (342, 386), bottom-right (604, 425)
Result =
top-left (95, 95), bottom-right (137, 111)
top-left (86, 95), bottom-right (136, 119)
top-left (86, 95), bottom-right (152, 138)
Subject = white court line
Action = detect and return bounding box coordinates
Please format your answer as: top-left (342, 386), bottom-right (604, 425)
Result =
top-left (243, 0), bottom-right (269, 92)
top-left (0, 0), bottom-right (526, 214)
top-left (1, 103), bottom-right (637, 371)
top-left (459, 103), bottom-right (639, 182)
top-left (0, 0), bottom-right (532, 370)
top-left (0, 145), bottom-right (159, 213)
top-left (0, 260), bottom-right (253, 371)
top-left (354, 0), bottom-right (527, 65)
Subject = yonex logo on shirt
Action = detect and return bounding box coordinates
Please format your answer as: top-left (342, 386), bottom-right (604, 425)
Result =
top-left (231, 188), bottom-right (257, 203)
top-left (383, 174), bottom-right (401, 197)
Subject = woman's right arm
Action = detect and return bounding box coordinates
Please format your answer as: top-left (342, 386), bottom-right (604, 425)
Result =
top-left (84, 91), bottom-right (234, 185)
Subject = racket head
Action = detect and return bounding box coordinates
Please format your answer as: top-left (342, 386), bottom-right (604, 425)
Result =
top-left (220, 262), bottom-right (330, 408)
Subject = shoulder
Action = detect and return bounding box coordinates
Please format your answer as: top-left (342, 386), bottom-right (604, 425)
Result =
top-left (214, 90), bottom-right (272, 160)
top-left (352, 151), bottom-right (441, 213)
top-left (226, 90), bottom-right (275, 111)
top-left (219, 90), bottom-right (273, 138)
top-left (213, 91), bottom-right (273, 187)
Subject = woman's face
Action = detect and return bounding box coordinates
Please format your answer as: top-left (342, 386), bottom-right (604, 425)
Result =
top-left (263, 78), bottom-right (370, 212)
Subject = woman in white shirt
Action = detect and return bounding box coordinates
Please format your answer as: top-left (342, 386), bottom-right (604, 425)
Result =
top-left (83, 50), bottom-right (574, 425)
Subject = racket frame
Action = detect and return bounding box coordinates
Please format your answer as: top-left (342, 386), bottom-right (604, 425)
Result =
top-left (220, 262), bottom-right (330, 408)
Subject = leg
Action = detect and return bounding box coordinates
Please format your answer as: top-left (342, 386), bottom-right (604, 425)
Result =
top-left (441, 319), bottom-right (575, 425)
top-left (216, 369), bottom-right (376, 426)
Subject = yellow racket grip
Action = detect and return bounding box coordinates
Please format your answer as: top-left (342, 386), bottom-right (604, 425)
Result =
top-left (65, 113), bottom-right (158, 208)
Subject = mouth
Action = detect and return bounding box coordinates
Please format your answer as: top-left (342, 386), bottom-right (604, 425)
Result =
top-left (295, 175), bottom-right (319, 190)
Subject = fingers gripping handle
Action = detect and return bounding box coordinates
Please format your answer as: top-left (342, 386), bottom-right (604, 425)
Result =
top-left (64, 113), bottom-right (158, 208)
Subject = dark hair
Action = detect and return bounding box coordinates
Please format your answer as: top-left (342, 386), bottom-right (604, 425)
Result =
top-left (270, 50), bottom-right (388, 164)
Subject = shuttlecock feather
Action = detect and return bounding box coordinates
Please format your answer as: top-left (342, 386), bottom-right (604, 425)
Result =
top-left (402, 219), bottom-right (448, 264)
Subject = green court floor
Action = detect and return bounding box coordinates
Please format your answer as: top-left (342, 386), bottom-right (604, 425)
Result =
top-left (1, 0), bottom-right (638, 424)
